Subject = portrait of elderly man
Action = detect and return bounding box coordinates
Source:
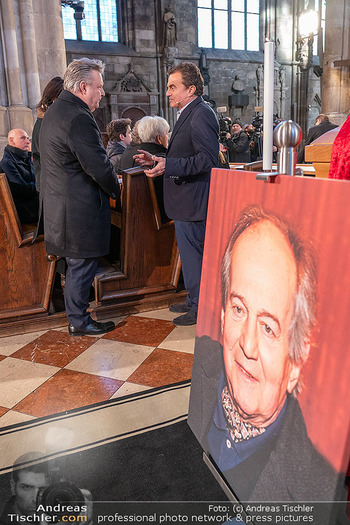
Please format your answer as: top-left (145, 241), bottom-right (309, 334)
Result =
top-left (188, 204), bottom-right (343, 503)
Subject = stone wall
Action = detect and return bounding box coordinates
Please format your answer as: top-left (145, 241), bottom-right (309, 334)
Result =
top-left (63, 0), bottom-right (297, 132)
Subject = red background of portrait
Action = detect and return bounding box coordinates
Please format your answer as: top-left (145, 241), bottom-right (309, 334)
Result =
top-left (196, 169), bottom-right (350, 473)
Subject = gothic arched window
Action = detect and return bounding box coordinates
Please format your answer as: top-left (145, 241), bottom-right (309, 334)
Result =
top-left (197, 0), bottom-right (260, 51)
top-left (62, 0), bottom-right (118, 42)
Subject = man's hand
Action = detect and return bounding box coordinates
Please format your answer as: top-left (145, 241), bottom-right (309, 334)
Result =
top-left (133, 150), bottom-right (166, 177)
top-left (144, 156), bottom-right (166, 178)
top-left (226, 132), bottom-right (231, 140)
top-left (133, 150), bottom-right (154, 166)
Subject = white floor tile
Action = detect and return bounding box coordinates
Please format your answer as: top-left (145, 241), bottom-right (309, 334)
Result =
top-left (0, 358), bottom-right (59, 408)
top-left (133, 308), bottom-right (177, 322)
top-left (0, 410), bottom-right (36, 428)
top-left (110, 382), bottom-right (151, 399)
top-left (65, 339), bottom-right (155, 381)
top-left (0, 330), bottom-right (48, 356)
top-left (159, 325), bottom-right (196, 354)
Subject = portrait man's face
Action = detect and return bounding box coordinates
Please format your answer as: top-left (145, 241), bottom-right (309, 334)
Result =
top-left (221, 221), bottom-right (304, 427)
top-left (11, 470), bottom-right (49, 516)
top-left (82, 70), bottom-right (105, 112)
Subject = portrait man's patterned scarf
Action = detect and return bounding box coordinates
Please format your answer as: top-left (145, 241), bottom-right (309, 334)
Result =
top-left (222, 385), bottom-right (266, 442)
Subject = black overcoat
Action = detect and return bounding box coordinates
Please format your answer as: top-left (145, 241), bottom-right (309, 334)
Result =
top-left (39, 90), bottom-right (120, 258)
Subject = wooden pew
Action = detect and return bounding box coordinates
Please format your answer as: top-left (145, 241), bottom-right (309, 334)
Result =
top-left (93, 167), bottom-right (181, 316)
top-left (0, 166), bottom-right (181, 333)
top-left (305, 127), bottom-right (340, 178)
top-left (0, 173), bottom-right (56, 325)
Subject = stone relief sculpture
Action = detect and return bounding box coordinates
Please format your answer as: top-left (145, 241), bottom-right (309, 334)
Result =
top-left (121, 75), bottom-right (142, 93)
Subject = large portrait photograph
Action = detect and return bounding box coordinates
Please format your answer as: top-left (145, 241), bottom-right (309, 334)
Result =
top-left (188, 169), bottom-right (350, 508)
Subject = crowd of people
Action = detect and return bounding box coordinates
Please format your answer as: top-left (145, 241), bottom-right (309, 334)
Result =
top-left (0, 58), bottom-right (219, 332)
top-left (0, 56), bottom-right (340, 332)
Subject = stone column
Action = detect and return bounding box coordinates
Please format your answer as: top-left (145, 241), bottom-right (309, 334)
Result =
top-left (18, 0), bottom-right (41, 110)
top-left (322, 0), bottom-right (350, 124)
top-left (0, 0), bottom-right (23, 106)
top-left (32, 0), bottom-right (66, 90)
top-left (0, 0), bottom-right (33, 135)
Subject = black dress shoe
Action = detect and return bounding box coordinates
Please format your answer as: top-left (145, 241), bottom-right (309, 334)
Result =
top-left (169, 302), bottom-right (192, 313)
top-left (69, 320), bottom-right (115, 336)
top-left (173, 311), bottom-right (197, 326)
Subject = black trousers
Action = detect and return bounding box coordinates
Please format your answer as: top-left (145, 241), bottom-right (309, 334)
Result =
top-left (64, 257), bottom-right (98, 328)
top-left (174, 219), bottom-right (206, 313)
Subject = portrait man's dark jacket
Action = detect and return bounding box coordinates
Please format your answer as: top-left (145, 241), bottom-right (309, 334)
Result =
top-left (0, 145), bottom-right (39, 223)
top-left (225, 130), bottom-right (250, 163)
top-left (188, 336), bottom-right (343, 502)
top-left (297, 120), bottom-right (338, 163)
top-left (164, 96), bottom-right (219, 221)
top-left (39, 90), bottom-right (120, 259)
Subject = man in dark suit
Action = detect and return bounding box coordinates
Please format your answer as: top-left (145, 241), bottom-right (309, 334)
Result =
top-left (297, 114), bottom-right (338, 163)
top-left (134, 62), bottom-right (219, 325)
top-left (40, 58), bottom-right (120, 336)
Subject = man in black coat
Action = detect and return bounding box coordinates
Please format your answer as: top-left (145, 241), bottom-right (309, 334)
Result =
top-left (0, 129), bottom-right (39, 224)
top-left (297, 114), bottom-right (338, 163)
top-left (225, 120), bottom-right (251, 163)
top-left (39, 58), bottom-right (120, 336)
top-left (188, 205), bottom-right (345, 504)
top-left (134, 63), bottom-right (219, 326)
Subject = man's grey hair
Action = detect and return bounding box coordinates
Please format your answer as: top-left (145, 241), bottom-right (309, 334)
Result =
top-left (63, 57), bottom-right (105, 93)
top-left (137, 116), bottom-right (170, 143)
top-left (221, 204), bottom-right (318, 395)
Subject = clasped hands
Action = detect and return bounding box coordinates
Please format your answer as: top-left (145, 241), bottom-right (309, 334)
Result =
top-left (133, 150), bottom-right (166, 178)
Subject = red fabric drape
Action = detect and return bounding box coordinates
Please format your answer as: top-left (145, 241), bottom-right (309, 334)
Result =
top-left (328, 114), bottom-right (350, 179)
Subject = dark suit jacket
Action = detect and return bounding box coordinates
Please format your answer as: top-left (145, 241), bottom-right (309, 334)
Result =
top-left (164, 97), bottom-right (219, 221)
top-left (39, 90), bottom-right (120, 259)
top-left (188, 336), bottom-right (344, 503)
top-left (297, 121), bottom-right (338, 163)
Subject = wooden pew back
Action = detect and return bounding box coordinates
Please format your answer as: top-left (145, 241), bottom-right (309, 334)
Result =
top-left (0, 173), bottom-right (56, 322)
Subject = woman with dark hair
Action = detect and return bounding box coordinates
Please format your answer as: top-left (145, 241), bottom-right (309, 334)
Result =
top-left (32, 76), bottom-right (64, 191)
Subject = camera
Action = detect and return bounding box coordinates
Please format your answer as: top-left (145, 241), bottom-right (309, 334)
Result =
top-left (218, 115), bottom-right (232, 143)
top-left (36, 481), bottom-right (92, 523)
top-left (252, 114), bottom-right (263, 135)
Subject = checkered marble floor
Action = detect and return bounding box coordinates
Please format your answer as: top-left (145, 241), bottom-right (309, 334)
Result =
top-left (0, 308), bottom-right (195, 429)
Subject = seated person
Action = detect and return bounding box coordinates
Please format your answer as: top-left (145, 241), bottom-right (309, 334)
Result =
top-left (121, 116), bottom-right (170, 222)
top-left (0, 129), bottom-right (39, 224)
top-left (297, 114), bottom-right (338, 163)
top-left (120, 115), bottom-right (169, 170)
top-left (106, 118), bottom-right (132, 176)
